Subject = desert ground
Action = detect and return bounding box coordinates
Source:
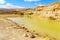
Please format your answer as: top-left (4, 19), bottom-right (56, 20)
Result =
top-left (0, 14), bottom-right (50, 40)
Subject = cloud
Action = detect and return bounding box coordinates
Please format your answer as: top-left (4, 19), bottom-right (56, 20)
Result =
top-left (38, 4), bottom-right (45, 6)
top-left (24, 0), bottom-right (40, 2)
top-left (0, 0), bottom-right (6, 4)
top-left (0, 3), bottom-right (25, 9)
top-left (5, 3), bottom-right (25, 8)
top-left (0, 0), bottom-right (24, 8)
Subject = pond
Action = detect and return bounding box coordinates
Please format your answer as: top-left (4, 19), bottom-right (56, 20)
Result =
top-left (8, 16), bottom-right (60, 40)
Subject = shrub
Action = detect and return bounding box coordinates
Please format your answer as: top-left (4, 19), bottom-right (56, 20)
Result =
top-left (49, 16), bottom-right (56, 20)
top-left (28, 12), bottom-right (33, 15)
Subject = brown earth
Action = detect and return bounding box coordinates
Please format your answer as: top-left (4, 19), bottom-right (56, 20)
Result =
top-left (0, 18), bottom-right (49, 40)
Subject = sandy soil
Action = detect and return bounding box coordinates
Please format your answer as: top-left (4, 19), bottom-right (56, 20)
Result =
top-left (0, 18), bottom-right (47, 40)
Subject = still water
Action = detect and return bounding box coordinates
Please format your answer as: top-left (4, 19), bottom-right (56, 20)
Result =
top-left (8, 16), bottom-right (60, 40)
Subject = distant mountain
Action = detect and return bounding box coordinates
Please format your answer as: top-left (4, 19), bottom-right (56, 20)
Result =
top-left (0, 2), bottom-right (60, 15)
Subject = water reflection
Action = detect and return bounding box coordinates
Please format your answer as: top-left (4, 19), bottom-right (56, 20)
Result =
top-left (8, 17), bottom-right (34, 28)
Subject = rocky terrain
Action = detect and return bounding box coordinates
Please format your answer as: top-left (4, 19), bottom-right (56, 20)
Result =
top-left (0, 2), bottom-right (60, 17)
top-left (23, 2), bottom-right (60, 20)
top-left (0, 2), bottom-right (60, 40)
top-left (11, 2), bottom-right (60, 19)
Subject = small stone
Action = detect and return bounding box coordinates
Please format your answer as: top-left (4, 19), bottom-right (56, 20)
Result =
top-left (30, 35), bottom-right (36, 38)
top-left (26, 30), bottom-right (29, 32)
top-left (22, 27), bottom-right (27, 30)
top-left (25, 34), bottom-right (29, 37)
